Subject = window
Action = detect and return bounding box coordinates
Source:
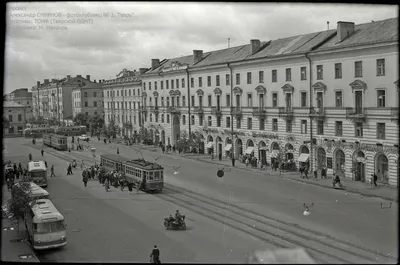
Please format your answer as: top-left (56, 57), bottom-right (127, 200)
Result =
top-left (301, 120), bottom-right (307, 134)
top-left (272, 93), bottom-right (278, 107)
top-left (226, 74), bottom-right (230, 85)
top-left (84, 92), bottom-right (88, 97)
top-left (236, 73), bottom-right (240, 85)
top-left (191, 96), bottom-right (195, 107)
top-left (259, 118), bottom-right (265, 130)
top-left (190, 78), bottom-right (194, 88)
top-left (226, 117), bottom-right (230, 128)
top-left (107, 91), bottom-right (110, 97)
top-left (93, 92), bottom-right (97, 97)
top-left (355, 61), bottom-right (362, 77)
top-left (236, 118), bottom-right (241, 129)
top-left (150, 114), bottom-right (153, 122)
top-left (300, 92), bottom-right (307, 107)
top-left (285, 68), bottom-right (291, 81)
top-left (149, 82), bottom-right (152, 90)
top-left (217, 117), bottom-right (221, 127)
top-left (208, 116), bottom-right (212, 126)
top-left (259, 71), bottom-right (264, 83)
top-left (272, 70), bottom-right (277, 82)
top-left (161, 81), bottom-right (164, 90)
top-left (129, 90), bottom-right (131, 96)
top-left (207, 76), bottom-right (211, 87)
top-left (166, 97), bottom-right (170, 107)
top-left (129, 102), bottom-right (132, 109)
top-left (208, 95), bottom-right (212, 107)
top-left (84, 102), bottom-right (88, 107)
top-left (155, 81), bottom-right (158, 90)
top-left (176, 79), bottom-right (179, 89)
top-left (94, 101), bottom-right (97, 107)
top-left (301, 67), bottom-right (307, 80)
top-left (247, 72), bottom-right (252, 84)
top-left (125, 90), bottom-right (127, 96)
top-left (161, 114), bottom-right (165, 123)
top-left (335, 121), bottom-right (343, 136)
top-left (247, 117), bottom-right (252, 129)
top-left (86, 112), bottom-right (89, 116)
top-left (377, 59), bottom-right (385, 76)
top-left (272, 119), bottom-right (278, 131)
top-left (171, 80), bottom-right (174, 89)
top-left (182, 78), bottom-right (185, 88)
top-left (286, 120), bottom-right (292, 132)
top-left (377, 123), bottom-right (385, 139)
top-left (355, 122), bottom-right (363, 138)
top-left (216, 75), bottom-right (220, 86)
top-left (191, 115), bottom-right (195, 125)
top-left (182, 115), bottom-right (186, 125)
top-left (199, 116), bottom-right (203, 126)
top-left (167, 114), bottom-right (170, 123)
top-left (335, 63), bottom-right (342, 79)
top-left (226, 94), bottom-right (230, 107)
top-left (317, 65), bottom-right (323, 80)
top-left (335, 91), bottom-right (343, 107)
top-left (143, 83), bottom-right (146, 90)
top-left (247, 93), bottom-right (253, 107)
top-left (18, 114), bottom-right (22, 121)
top-left (166, 80), bottom-right (169, 89)
top-left (317, 121), bottom-right (324, 135)
top-left (377, 90), bottom-right (386, 107)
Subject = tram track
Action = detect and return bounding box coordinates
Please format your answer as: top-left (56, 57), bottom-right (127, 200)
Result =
top-left (29, 143), bottom-right (397, 264)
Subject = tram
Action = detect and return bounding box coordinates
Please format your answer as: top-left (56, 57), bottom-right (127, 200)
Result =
top-left (43, 134), bottom-right (68, 151)
top-left (55, 126), bottom-right (87, 136)
top-left (23, 128), bottom-right (55, 138)
top-left (100, 154), bottom-right (164, 192)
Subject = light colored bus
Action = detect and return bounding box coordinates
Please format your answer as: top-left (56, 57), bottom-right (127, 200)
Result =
top-left (12, 182), bottom-right (50, 202)
top-left (28, 161), bottom-right (48, 188)
top-left (24, 199), bottom-right (67, 250)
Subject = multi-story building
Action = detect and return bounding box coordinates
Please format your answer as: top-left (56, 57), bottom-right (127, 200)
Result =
top-left (140, 18), bottom-right (399, 186)
top-left (72, 81), bottom-right (104, 118)
top-left (4, 88), bottom-right (33, 121)
top-left (32, 75), bottom-right (99, 124)
top-left (102, 69), bottom-right (143, 137)
top-left (3, 101), bottom-right (28, 135)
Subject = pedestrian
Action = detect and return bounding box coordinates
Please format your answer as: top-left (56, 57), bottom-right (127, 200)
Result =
top-left (245, 157), bottom-right (249, 167)
top-left (136, 181), bottom-right (140, 194)
top-left (29, 153), bottom-right (32, 161)
top-left (81, 160), bottom-right (85, 170)
top-left (128, 182), bottom-right (133, 194)
top-left (231, 156), bottom-right (235, 167)
top-left (117, 148), bottom-right (119, 154)
top-left (50, 165), bottom-right (56, 177)
top-left (321, 167), bottom-right (327, 179)
top-left (67, 163), bottom-right (72, 175)
top-left (313, 169), bottom-right (318, 180)
top-left (300, 166), bottom-right (304, 178)
top-left (372, 173), bottom-right (378, 187)
top-left (150, 245), bottom-right (161, 264)
top-left (218, 152), bottom-right (222, 161)
top-left (83, 175), bottom-right (88, 188)
top-left (41, 149), bottom-right (44, 156)
top-left (45, 161), bottom-right (48, 168)
top-left (304, 166), bottom-right (309, 179)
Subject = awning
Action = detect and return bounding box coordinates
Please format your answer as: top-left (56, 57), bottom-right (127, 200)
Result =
top-left (298, 153), bottom-right (310, 163)
top-left (244, 147), bottom-right (254, 154)
top-left (224, 144), bottom-right (232, 151)
top-left (270, 152), bottom-right (278, 158)
top-left (206, 142), bottom-right (214, 149)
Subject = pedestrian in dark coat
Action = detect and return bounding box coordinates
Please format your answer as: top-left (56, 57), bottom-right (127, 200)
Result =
top-left (128, 182), bottom-right (133, 194)
top-left (321, 167), bottom-right (327, 179)
top-left (83, 175), bottom-right (88, 187)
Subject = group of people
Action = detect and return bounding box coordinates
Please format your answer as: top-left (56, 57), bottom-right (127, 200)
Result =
top-left (166, 210), bottom-right (184, 225)
top-left (4, 162), bottom-right (29, 190)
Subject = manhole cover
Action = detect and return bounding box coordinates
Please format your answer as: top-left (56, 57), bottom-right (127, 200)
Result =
top-left (19, 254), bottom-right (34, 259)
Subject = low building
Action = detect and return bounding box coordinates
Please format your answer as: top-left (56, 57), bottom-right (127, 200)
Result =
top-left (3, 101), bottom-right (28, 136)
top-left (4, 88), bottom-right (33, 121)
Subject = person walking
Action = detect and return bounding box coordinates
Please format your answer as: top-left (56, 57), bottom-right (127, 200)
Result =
top-left (81, 160), bottom-right (85, 170)
top-left (321, 167), bottom-right (327, 179)
top-left (41, 149), bottom-right (44, 156)
top-left (128, 182), bottom-right (133, 195)
top-left (29, 153), bottom-right (32, 161)
top-left (150, 245), bottom-right (160, 264)
top-left (313, 169), bottom-right (318, 180)
top-left (372, 173), bottom-right (378, 187)
top-left (304, 166), bottom-right (309, 179)
top-left (67, 163), bottom-right (73, 175)
top-left (50, 165), bottom-right (56, 177)
top-left (83, 174), bottom-right (88, 188)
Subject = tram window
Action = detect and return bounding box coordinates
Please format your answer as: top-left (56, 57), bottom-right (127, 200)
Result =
top-left (154, 171), bottom-right (159, 180)
top-left (149, 172), bottom-right (154, 181)
top-left (160, 172), bottom-right (163, 179)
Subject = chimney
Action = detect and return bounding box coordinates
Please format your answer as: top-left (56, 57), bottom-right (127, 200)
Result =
top-left (193, 50), bottom-right (203, 64)
top-left (337, 21), bottom-right (355, 42)
top-left (67, 75), bottom-right (71, 80)
top-left (86, 75), bottom-right (90, 81)
top-left (151, 59), bottom-right (160, 69)
top-left (77, 75), bottom-right (82, 78)
top-left (250, 39), bottom-right (261, 55)
top-left (44, 79), bottom-right (49, 85)
top-left (139, 68), bottom-right (147, 74)
top-left (37, 81), bottom-right (40, 86)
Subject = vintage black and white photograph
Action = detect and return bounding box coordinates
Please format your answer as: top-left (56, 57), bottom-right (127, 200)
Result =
top-left (2, 2), bottom-right (399, 263)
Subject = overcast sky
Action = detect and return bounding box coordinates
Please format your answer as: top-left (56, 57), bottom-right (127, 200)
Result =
top-left (4, 2), bottom-right (398, 94)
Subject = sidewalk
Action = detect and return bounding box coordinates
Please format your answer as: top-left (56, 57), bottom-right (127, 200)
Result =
top-left (135, 144), bottom-right (398, 202)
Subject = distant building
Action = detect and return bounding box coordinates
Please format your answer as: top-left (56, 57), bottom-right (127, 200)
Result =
top-left (72, 81), bottom-right (104, 118)
top-left (4, 88), bottom-right (33, 121)
top-left (3, 101), bottom-right (28, 135)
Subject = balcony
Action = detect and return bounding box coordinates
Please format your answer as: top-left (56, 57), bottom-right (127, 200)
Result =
top-left (231, 107), bottom-right (242, 118)
top-left (166, 106), bottom-right (181, 115)
top-left (252, 107), bottom-right (266, 118)
top-left (309, 107), bottom-right (325, 120)
top-left (278, 107), bottom-right (293, 120)
top-left (391, 108), bottom-right (399, 125)
top-left (211, 107), bottom-right (222, 117)
top-left (192, 106), bottom-right (204, 115)
top-left (346, 108), bottom-right (366, 123)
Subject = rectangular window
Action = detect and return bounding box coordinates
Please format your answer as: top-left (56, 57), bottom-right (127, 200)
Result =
top-left (317, 121), bottom-right (324, 135)
top-left (18, 114), bottom-right (22, 121)
top-left (171, 80), bottom-right (174, 89)
top-left (84, 102), bottom-right (88, 107)
top-left (377, 90), bottom-right (386, 107)
top-left (335, 63), bottom-right (342, 79)
top-left (301, 120), bottom-right (307, 134)
top-left (226, 74), bottom-right (230, 85)
top-left (355, 122), bottom-right (363, 138)
top-left (191, 115), bottom-right (195, 125)
top-left (84, 92), bottom-right (88, 97)
top-left (236, 73), bottom-right (240, 85)
top-left (208, 95), bottom-right (212, 107)
top-left (182, 78), bottom-right (185, 88)
top-left (217, 117), bottom-right (221, 127)
top-left (272, 70), bottom-right (277, 82)
top-left (377, 123), bottom-right (385, 139)
top-left (259, 118), bottom-right (265, 130)
top-left (8, 114), bottom-right (13, 122)
top-left (377, 59), bottom-right (385, 76)
top-left (285, 68), bottom-right (291, 81)
top-left (259, 71), bottom-right (264, 83)
top-left (207, 76), bottom-right (211, 87)
top-left (226, 94), bottom-right (230, 107)
top-left (149, 82), bottom-right (152, 90)
top-left (301, 67), bottom-right (307, 80)
top-left (300, 92), bottom-right (307, 107)
top-left (236, 118), bottom-right (241, 129)
top-left (247, 72), bottom-right (252, 84)
top-left (216, 75), bottom-right (220, 86)
top-left (154, 81), bottom-right (158, 90)
top-left (191, 96), bottom-right (195, 107)
top-left (161, 97), bottom-right (164, 107)
top-left (286, 120), bottom-right (292, 132)
top-left (355, 61), bottom-right (362, 77)
top-left (167, 114), bottom-right (170, 123)
top-left (247, 93), bottom-right (253, 107)
top-left (176, 79), bottom-right (179, 89)
top-left (226, 117), bottom-right (230, 128)
top-left (161, 81), bottom-right (164, 90)
top-left (208, 116), bottom-right (212, 126)
top-left (335, 91), bottom-right (343, 107)
top-left (190, 78), bottom-right (194, 88)
top-left (93, 92), bottom-right (97, 97)
top-left (94, 101), bottom-right (97, 107)
top-left (247, 117), bottom-right (252, 130)
top-left (161, 114), bottom-right (165, 123)
top-left (143, 82), bottom-right (146, 90)
top-left (166, 80), bottom-right (169, 89)
top-left (182, 115), bottom-right (186, 125)
top-left (155, 114), bottom-right (159, 123)
top-left (272, 93), bottom-right (278, 107)
top-left (272, 119), bottom-right (278, 131)
top-left (198, 77), bottom-right (202, 87)
top-left (317, 65), bottom-right (323, 80)
top-left (199, 116), bottom-right (203, 126)
top-left (335, 121), bottom-right (343, 136)
top-left (182, 96), bottom-right (186, 107)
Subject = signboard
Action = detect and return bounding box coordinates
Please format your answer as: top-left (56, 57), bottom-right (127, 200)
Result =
top-left (327, 157), bottom-right (333, 169)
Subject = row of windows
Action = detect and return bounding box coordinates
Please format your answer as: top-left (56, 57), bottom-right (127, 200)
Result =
top-left (142, 59), bottom-right (387, 90)
top-left (106, 101), bottom-right (141, 110)
top-left (7, 114), bottom-right (23, 122)
top-left (106, 88), bottom-right (141, 98)
top-left (74, 101), bottom-right (101, 107)
top-left (74, 91), bottom-right (102, 98)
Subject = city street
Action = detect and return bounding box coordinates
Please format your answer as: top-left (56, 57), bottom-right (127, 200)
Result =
top-left (3, 137), bottom-right (398, 263)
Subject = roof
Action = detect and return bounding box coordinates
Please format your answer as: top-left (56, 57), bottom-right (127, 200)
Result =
top-left (125, 159), bottom-right (163, 170)
top-left (28, 161), bottom-right (46, 171)
top-left (100, 153), bottom-right (131, 163)
top-left (72, 82), bottom-right (102, 90)
top-left (31, 199), bottom-right (64, 222)
top-left (102, 69), bottom-right (142, 84)
top-left (3, 101), bottom-right (26, 108)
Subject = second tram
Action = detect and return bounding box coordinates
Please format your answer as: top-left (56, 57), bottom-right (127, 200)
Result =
top-left (43, 134), bottom-right (68, 151)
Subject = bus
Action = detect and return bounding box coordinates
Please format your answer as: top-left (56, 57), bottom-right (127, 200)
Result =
top-left (12, 182), bottom-right (50, 202)
top-left (24, 199), bottom-right (67, 250)
top-left (28, 161), bottom-right (48, 188)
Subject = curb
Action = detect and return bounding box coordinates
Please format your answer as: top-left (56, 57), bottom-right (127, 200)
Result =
top-left (139, 146), bottom-right (398, 203)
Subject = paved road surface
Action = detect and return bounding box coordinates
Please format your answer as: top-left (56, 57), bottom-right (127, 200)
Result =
top-left (4, 138), bottom-right (398, 263)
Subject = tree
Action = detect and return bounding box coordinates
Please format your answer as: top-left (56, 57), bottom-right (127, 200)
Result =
top-left (73, 113), bottom-right (89, 126)
top-left (176, 131), bottom-right (193, 152)
top-left (27, 116), bottom-right (45, 126)
top-left (89, 115), bottom-right (105, 133)
top-left (48, 117), bottom-right (61, 126)
top-left (6, 182), bottom-right (35, 232)
top-left (106, 119), bottom-right (119, 138)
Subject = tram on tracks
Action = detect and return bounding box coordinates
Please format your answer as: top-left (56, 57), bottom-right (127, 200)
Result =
top-left (55, 126), bottom-right (87, 136)
top-left (23, 128), bottom-right (56, 138)
top-left (43, 134), bottom-right (68, 151)
top-left (100, 154), bottom-right (164, 192)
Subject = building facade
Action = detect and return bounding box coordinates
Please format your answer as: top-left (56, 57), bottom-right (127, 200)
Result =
top-left (4, 88), bottom-right (34, 121)
top-left (72, 81), bottom-right (104, 118)
top-left (102, 69), bottom-right (143, 137)
top-left (3, 101), bottom-right (28, 135)
top-left (140, 18), bottom-right (399, 186)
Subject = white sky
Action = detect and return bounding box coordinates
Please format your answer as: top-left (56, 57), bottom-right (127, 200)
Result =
top-left (4, 2), bottom-right (398, 94)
